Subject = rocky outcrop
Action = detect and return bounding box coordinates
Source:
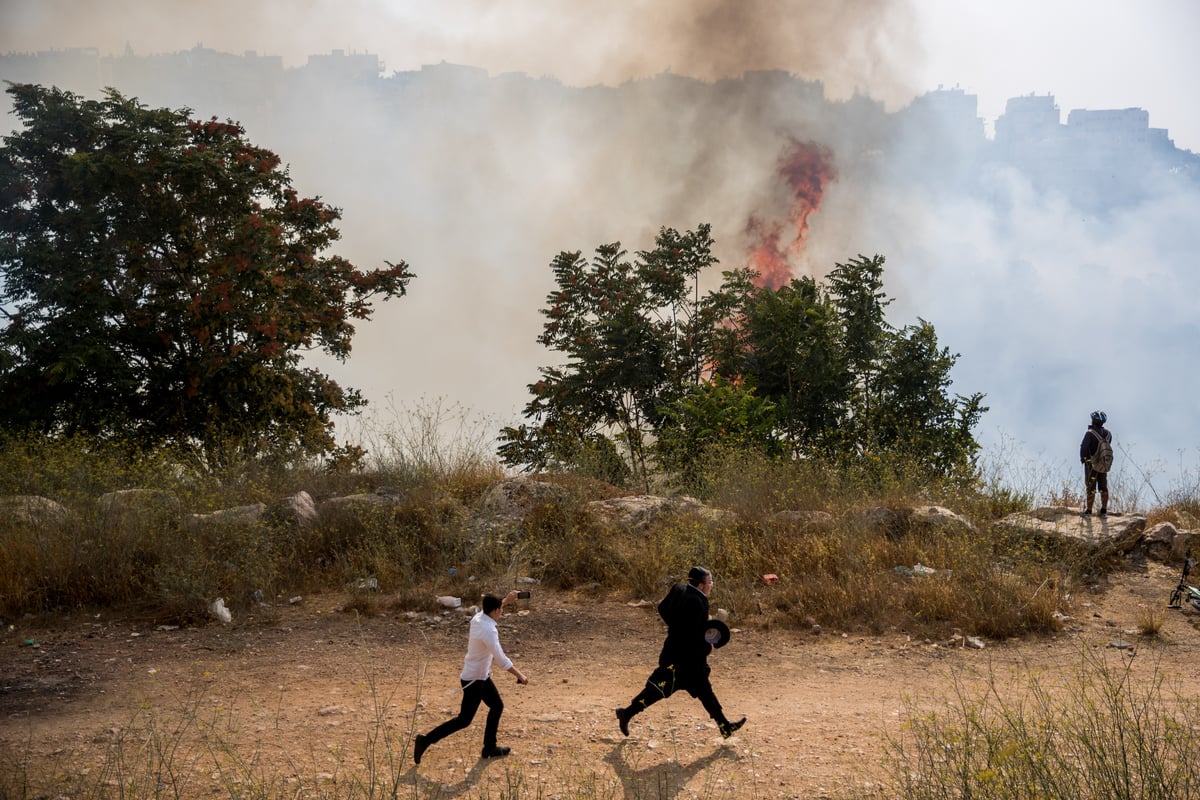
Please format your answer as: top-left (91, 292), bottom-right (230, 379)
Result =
top-left (586, 494), bottom-right (734, 531)
top-left (183, 503), bottom-right (268, 532)
top-left (849, 504), bottom-right (977, 539)
top-left (1140, 521), bottom-right (1200, 562)
top-left (317, 493), bottom-right (399, 528)
top-left (96, 488), bottom-right (181, 533)
top-left (11, 479), bottom-right (1191, 573)
top-left (998, 507), bottom-right (1146, 554)
top-left (480, 478), bottom-right (574, 515)
top-left (269, 490), bottom-right (319, 530)
top-left (0, 494), bottom-right (75, 528)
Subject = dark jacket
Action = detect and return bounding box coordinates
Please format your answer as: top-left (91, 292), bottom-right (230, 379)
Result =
top-left (1080, 423), bottom-right (1112, 464)
top-left (656, 582), bottom-right (712, 672)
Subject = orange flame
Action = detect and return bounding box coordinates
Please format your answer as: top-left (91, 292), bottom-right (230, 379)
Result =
top-left (744, 140), bottom-right (836, 289)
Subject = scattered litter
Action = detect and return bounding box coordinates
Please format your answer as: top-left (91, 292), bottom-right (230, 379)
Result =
top-left (155, 624), bottom-right (179, 631)
top-left (516, 576), bottom-right (539, 585)
top-left (288, 596), bottom-right (303, 605)
top-left (437, 595), bottom-right (462, 608)
top-left (354, 577), bottom-right (379, 591)
top-left (762, 573), bottom-right (779, 584)
top-left (894, 563), bottom-right (943, 577)
top-left (209, 598), bottom-right (232, 624)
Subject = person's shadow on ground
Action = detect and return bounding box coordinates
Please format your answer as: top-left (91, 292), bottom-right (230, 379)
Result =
top-left (604, 738), bottom-right (738, 800)
top-left (404, 755), bottom-right (496, 798)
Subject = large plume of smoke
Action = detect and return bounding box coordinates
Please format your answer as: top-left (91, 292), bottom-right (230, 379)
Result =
top-left (2, 0), bottom-right (1198, 499)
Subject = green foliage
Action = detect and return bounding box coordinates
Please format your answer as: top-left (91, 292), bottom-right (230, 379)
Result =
top-left (506, 226), bottom-right (985, 488)
top-left (656, 375), bottom-right (781, 489)
top-left (719, 274), bottom-right (849, 455)
top-left (499, 225), bottom-right (720, 489)
top-left (0, 83), bottom-right (413, 465)
top-left (873, 320), bottom-right (988, 475)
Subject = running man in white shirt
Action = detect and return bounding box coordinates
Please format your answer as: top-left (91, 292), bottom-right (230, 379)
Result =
top-left (414, 590), bottom-right (529, 764)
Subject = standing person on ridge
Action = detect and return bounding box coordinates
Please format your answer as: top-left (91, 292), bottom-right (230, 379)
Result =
top-left (413, 591), bottom-right (528, 765)
top-left (1080, 410), bottom-right (1113, 517)
top-left (615, 566), bottom-right (746, 739)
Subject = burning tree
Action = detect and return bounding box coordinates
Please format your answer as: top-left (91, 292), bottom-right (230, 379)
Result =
top-left (503, 227), bottom-right (986, 488)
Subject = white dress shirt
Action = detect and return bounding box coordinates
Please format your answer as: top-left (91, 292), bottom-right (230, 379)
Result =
top-left (460, 610), bottom-right (513, 681)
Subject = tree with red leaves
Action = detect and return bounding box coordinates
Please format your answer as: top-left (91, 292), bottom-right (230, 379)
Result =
top-left (0, 84), bottom-right (413, 465)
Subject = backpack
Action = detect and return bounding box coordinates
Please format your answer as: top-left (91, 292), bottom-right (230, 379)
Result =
top-left (1089, 429), bottom-right (1114, 473)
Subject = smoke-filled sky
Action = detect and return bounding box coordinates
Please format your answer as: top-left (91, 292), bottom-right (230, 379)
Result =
top-left (3, 0), bottom-right (1197, 151)
top-left (2, 0), bottom-right (1199, 502)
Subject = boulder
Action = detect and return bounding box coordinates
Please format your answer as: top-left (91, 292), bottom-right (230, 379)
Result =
top-left (268, 490), bottom-right (319, 529)
top-left (318, 493), bottom-right (398, 527)
top-left (1143, 521), bottom-right (1178, 562)
top-left (0, 494), bottom-right (74, 528)
top-left (1172, 531), bottom-right (1200, 562)
top-left (479, 478), bottom-right (573, 517)
top-left (96, 488), bottom-right (181, 532)
top-left (909, 505), bottom-right (977, 534)
top-left (850, 505), bottom-right (976, 539)
top-left (587, 494), bottom-right (733, 531)
top-left (183, 503), bottom-right (268, 533)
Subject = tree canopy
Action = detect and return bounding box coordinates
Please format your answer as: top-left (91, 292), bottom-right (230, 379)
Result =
top-left (502, 228), bottom-right (987, 487)
top-left (0, 83), bottom-right (413, 464)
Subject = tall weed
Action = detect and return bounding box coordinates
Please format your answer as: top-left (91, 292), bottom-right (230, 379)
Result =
top-left (883, 649), bottom-right (1200, 799)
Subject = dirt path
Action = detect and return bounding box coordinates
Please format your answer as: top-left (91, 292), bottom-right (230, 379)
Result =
top-left (4, 560), bottom-right (1200, 799)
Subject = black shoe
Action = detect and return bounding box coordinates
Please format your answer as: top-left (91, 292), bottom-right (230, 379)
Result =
top-left (1098, 508), bottom-right (1108, 517)
top-left (719, 717), bottom-right (746, 739)
top-left (615, 707), bottom-right (631, 737)
top-left (481, 746), bottom-right (511, 759)
top-left (413, 733), bottom-right (429, 765)
top-left (1081, 510), bottom-right (1092, 517)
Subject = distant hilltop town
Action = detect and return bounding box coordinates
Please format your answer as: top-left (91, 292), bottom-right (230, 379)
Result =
top-left (3, 45), bottom-right (1197, 211)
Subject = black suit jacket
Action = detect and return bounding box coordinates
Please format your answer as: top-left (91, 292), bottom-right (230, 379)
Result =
top-left (656, 582), bottom-right (712, 672)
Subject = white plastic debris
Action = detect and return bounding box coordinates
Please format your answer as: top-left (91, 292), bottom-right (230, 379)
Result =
top-left (210, 597), bottom-right (232, 624)
top-left (436, 595), bottom-right (462, 608)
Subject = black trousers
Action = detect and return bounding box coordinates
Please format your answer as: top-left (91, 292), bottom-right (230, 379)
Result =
top-left (626, 662), bottom-right (727, 724)
top-left (422, 677), bottom-right (504, 750)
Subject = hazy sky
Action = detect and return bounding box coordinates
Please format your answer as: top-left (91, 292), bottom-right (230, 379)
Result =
top-left (2, 0), bottom-right (1197, 151)
top-left (2, 0), bottom-right (1199, 501)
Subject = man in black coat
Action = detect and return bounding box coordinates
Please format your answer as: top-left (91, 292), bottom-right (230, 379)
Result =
top-left (615, 566), bottom-right (746, 738)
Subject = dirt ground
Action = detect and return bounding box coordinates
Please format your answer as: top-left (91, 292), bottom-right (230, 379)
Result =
top-left (4, 560), bottom-right (1200, 800)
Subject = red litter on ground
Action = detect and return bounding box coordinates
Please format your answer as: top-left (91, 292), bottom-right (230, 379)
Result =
top-left (762, 573), bottom-right (779, 584)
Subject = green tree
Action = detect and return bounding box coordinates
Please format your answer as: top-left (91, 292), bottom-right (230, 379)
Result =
top-left (873, 320), bottom-right (987, 475)
top-left (656, 375), bottom-right (780, 489)
top-left (498, 225), bottom-right (719, 488)
top-left (726, 276), bottom-right (849, 455)
top-left (826, 254), bottom-right (892, 450)
top-left (0, 84), bottom-right (412, 464)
